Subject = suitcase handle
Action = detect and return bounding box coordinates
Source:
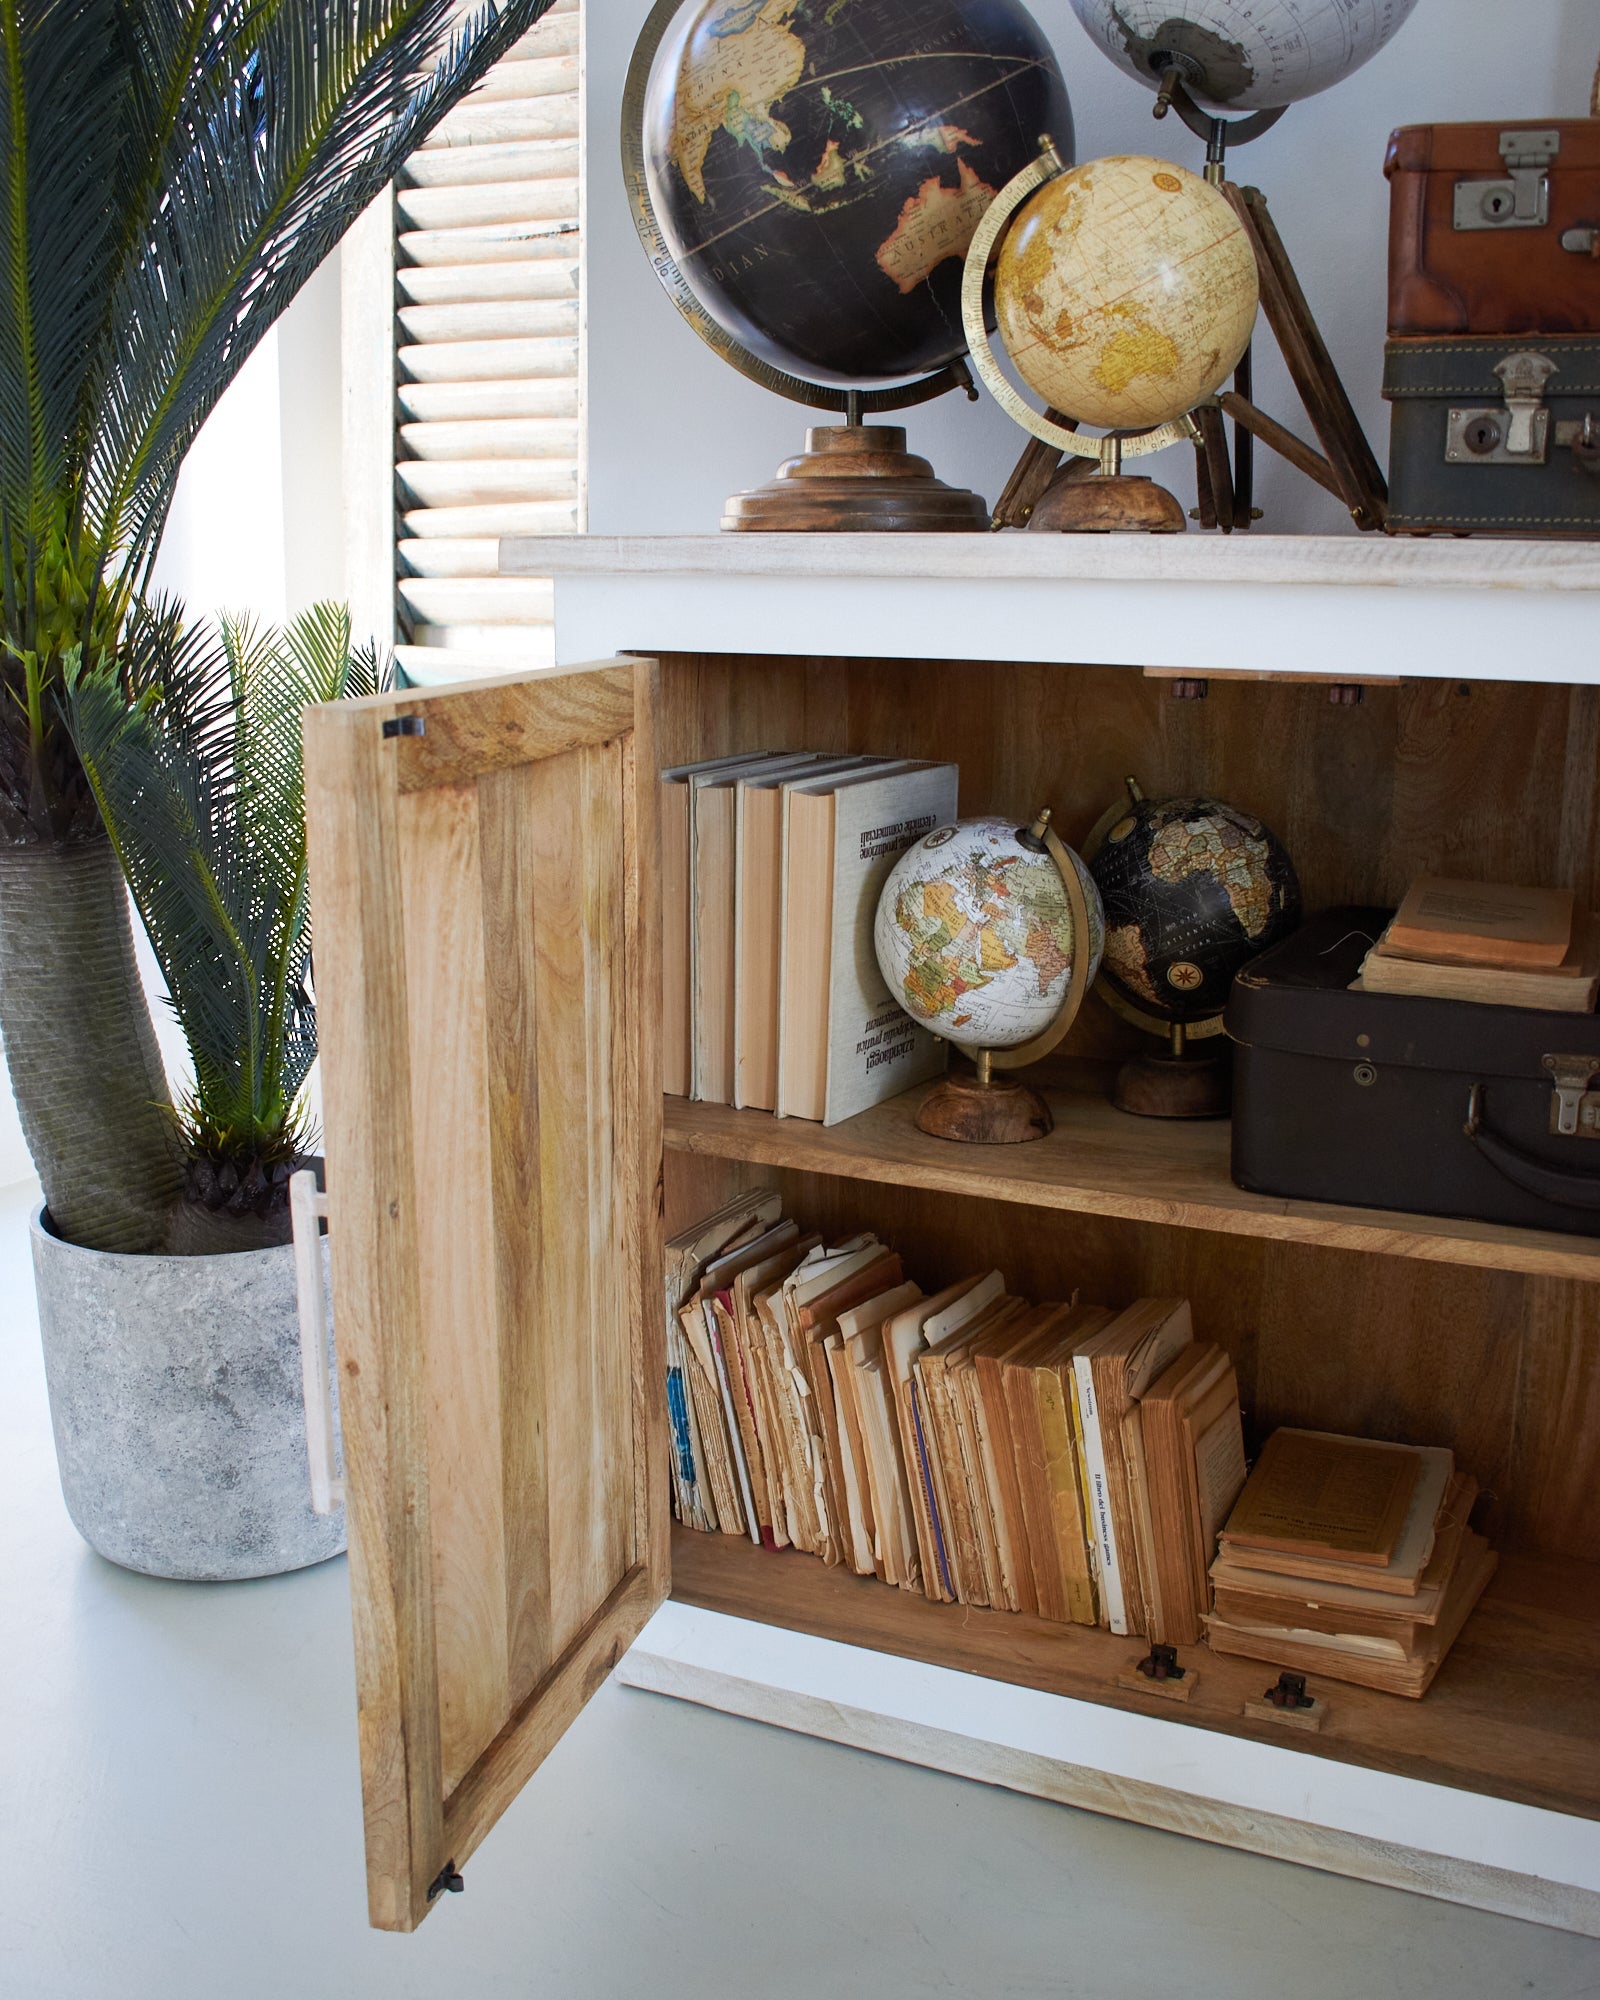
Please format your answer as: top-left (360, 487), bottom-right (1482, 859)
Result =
top-left (1464, 1085), bottom-right (1600, 1212)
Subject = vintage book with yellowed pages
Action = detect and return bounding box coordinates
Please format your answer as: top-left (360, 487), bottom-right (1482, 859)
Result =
top-left (1223, 1428), bottom-right (1426, 1568)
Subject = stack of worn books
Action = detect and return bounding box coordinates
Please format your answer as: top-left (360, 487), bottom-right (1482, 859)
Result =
top-left (1355, 875), bottom-right (1597, 1013)
top-left (661, 750), bottom-right (958, 1123)
top-left (1206, 1429), bottom-right (1495, 1698)
top-left (665, 1188), bottom-right (1250, 1643)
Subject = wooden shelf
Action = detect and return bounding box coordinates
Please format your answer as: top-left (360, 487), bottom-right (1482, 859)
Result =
top-left (665, 1084), bottom-right (1600, 1284)
top-left (671, 1525), bottom-right (1600, 1824)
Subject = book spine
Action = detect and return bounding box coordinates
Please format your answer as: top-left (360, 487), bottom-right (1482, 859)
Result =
top-left (909, 1380), bottom-right (955, 1602)
top-left (1073, 1354), bottom-right (1128, 1635)
top-left (1038, 1369), bottom-right (1097, 1627)
top-left (706, 1302), bottom-right (761, 1547)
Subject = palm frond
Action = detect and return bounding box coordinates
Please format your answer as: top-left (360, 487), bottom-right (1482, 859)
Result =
top-left (66, 598), bottom-right (393, 1166)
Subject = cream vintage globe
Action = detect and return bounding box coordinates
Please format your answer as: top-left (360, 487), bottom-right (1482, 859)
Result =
top-left (993, 154), bottom-right (1258, 432)
top-left (874, 818), bottom-right (1105, 1054)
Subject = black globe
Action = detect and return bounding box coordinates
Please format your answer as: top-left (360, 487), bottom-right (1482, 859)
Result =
top-left (1089, 795), bottom-right (1300, 1026)
top-left (639, 0), bottom-right (1074, 387)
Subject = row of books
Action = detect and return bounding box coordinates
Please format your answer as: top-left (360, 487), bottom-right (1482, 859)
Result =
top-left (1356, 873), bottom-right (1597, 1012)
top-left (667, 1188), bottom-right (1250, 1645)
top-left (1206, 1428), bottom-right (1496, 1699)
top-left (661, 751), bottom-right (957, 1124)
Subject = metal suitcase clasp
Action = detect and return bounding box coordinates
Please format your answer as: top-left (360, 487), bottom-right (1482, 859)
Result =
top-left (1453, 128), bottom-right (1559, 231)
top-left (1543, 1055), bottom-right (1600, 1137)
top-left (1445, 351), bottom-right (1557, 465)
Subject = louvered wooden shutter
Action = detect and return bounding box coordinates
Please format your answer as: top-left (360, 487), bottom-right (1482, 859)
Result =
top-left (347, 0), bottom-right (582, 684)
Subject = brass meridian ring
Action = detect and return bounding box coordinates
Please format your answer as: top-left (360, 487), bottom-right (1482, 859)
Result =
top-left (621, 0), bottom-right (972, 417)
top-left (991, 818), bottom-right (1096, 1072)
top-left (959, 140), bottom-right (1199, 469)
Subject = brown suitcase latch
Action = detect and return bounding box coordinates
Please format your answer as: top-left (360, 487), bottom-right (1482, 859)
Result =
top-left (1453, 129), bottom-right (1559, 231)
top-left (1543, 1055), bottom-right (1600, 1138)
top-left (1446, 351), bottom-right (1557, 465)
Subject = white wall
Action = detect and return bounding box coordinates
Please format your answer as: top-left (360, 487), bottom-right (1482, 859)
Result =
top-left (585, 0), bottom-right (1599, 540)
top-left (0, 261), bottom-right (345, 1190)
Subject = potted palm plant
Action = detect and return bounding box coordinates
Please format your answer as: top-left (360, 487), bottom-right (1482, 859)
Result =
top-left (32, 605), bottom-right (383, 1578)
top-left (0, 0), bottom-right (556, 1575)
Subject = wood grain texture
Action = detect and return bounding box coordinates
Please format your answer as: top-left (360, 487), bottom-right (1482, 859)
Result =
top-left (500, 532), bottom-right (1600, 593)
top-left (303, 662), bottom-right (665, 1931)
top-left (669, 1527), bottom-right (1600, 1823)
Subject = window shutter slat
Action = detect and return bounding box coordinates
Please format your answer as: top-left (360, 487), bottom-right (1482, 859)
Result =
top-left (389, 2), bottom-right (582, 685)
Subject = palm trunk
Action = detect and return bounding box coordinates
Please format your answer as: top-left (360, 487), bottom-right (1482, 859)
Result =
top-left (0, 835), bottom-right (181, 1252)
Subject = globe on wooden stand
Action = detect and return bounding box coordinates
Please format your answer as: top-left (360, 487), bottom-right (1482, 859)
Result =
top-left (623, 0), bottom-right (1074, 531)
top-left (874, 811), bottom-right (1103, 1146)
top-left (1084, 778), bottom-right (1301, 1119)
top-left (960, 141), bottom-right (1259, 533)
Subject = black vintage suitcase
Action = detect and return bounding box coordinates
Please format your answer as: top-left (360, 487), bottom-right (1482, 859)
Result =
top-left (1226, 908), bottom-right (1600, 1238)
top-left (1384, 333), bottom-right (1600, 536)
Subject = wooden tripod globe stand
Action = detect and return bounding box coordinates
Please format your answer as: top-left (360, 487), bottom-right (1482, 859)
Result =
top-left (915, 811), bottom-right (1097, 1147)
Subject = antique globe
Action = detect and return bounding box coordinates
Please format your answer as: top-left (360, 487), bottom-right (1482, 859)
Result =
top-left (1065, 0), bottom-right (1421, 113)
top-left (875, 813), bottom-right (1104, 1144)
top-left (993, 153), bottom-right (1258, 434)
top-left (638, 0), bottom-right (1075, 387)
top-left (1087, 782), bottom-right (1300, 1117)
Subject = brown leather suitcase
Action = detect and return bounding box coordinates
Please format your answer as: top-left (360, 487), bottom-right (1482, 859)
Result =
top-left (1386, 120), bottom-right (1600, 337)
top-left (1227, 909), bottom-right (1600, 1239)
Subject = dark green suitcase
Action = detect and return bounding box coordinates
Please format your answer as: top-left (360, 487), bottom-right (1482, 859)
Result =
top-left (1384, 333), bottom-right (1600, 536)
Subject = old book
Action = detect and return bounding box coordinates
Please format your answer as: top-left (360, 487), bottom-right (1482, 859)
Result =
top-left (1384, 875), bottom-right (1574, 970)
top-left (882, 1274), bottom-right (987, 1604)
top-left (912, 1273), bottom-right (1008, 1604)
top-left (1213, 1474), bottom-right (1478, 1648)
top-left (840, 1281), bottom-right (925, 1590)
top-left (661, 756), bottom-right (763, 1097)
top-left (824, 1331), bottom-right (880, 1577)
top-left (1073, 1299), bottom-right (1194, 1635)
top-left (960, 1310), bottom-right (1045, 1614)
top-left (1134, 1342), bottom-right (1248, 1646)
top-left (733, 755), bottom-right (878, 1112)
top-left (1357, 913), bottom-right (1598, 1012)
top-left (1206, 1532), bottom-right (1498, 1698)
top-left (677, 1302), bottom-right (744, 1537)
top-left (749, 1234), bottom-right (825, 1553)
top-left (938, 1297), bottom-right (1029, 1607)
top-left (695, 1220), bottom-right (800, 1546)
top-left (664, 1189), bottom-right (782, 1530)
top-left (693, 753), bottom-right (828, 1105)
top-left (727, 1234), bottom-right (817, 1549)
top-left (1224, 1429), bottom-right (1424, 1568)
top-left (1220, 1439), bottom-right (1453, 1593)
top-left (777, 760), bottom-right (958, 1124)
top-left (1003, 1303), bottom-right (1113, 1627)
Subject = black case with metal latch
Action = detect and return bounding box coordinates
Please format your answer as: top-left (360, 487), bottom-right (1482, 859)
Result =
top-left (1384, 334), bottom-right (1600, 536)
top-left (1226, 908), bottom-right (1600, 1238)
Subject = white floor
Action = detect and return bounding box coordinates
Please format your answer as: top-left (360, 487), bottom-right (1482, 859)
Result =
top-left (4, 1181), bottom-right (1599, 2000)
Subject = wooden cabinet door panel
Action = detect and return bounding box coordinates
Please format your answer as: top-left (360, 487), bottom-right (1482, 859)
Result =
top-left (304, 661), bottom-right (665, 1931)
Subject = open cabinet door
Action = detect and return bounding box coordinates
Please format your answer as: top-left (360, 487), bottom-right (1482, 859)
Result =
top-left (303, 661), bottom-right (666, 1932)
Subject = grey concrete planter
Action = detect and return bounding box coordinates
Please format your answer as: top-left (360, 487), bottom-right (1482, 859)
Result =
top-left (30, 1206), bottom-right (345, 1581)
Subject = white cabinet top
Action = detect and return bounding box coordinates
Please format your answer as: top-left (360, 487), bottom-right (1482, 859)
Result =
top-left (501, 533), bottom-right (1600, 684)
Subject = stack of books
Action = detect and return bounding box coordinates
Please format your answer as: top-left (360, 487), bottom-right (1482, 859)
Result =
top-left (662, 751), bottom-right (959, 1124)
top-left (666, 1189), bottom-right (1250, 1642)
top-left (1355, 875), bottom-right (1597, 1013)
top-left (1206, 1429), bottom-right (1495, 1698)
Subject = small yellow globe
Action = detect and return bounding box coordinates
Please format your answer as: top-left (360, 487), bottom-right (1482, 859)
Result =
top-left (994, 154), bottom-right (1258, 433)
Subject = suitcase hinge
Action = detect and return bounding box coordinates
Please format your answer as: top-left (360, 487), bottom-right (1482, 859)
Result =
top-left (1445, 351), bottom-right (1557, 465)
top-left (1543, 1055), bottom-right (1600, 1138)
top-left (1452, 129), bottom-right (1558, 231)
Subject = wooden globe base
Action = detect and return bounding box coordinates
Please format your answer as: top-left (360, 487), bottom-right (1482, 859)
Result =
top-left (1113, 1043), bottom-right (1231, 1120)
top-left (916, 1067), bottom-right (1054, 1146)
top-left (723, 425), bottom-right (989, 533)
top-left (1028, 469), bottom-right (1187, 535)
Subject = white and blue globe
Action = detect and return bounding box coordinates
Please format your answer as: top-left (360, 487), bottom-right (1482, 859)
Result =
top-left (874, 817), bottom-right (1105, 1054)
top-left (1066, 0), bottom-right (1420, 112)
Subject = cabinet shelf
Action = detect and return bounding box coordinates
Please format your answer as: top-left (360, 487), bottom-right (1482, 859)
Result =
top-left (670, 1525), bottom-right (1600, 1825)
top-left (665, 1083), bottom-right (1600, 1285)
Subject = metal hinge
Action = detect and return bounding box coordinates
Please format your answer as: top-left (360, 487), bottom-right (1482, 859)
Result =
top-left (1453, 128), bottom-right (1559, 231)
top-left (1445, 350), bottom-right (1558, 465)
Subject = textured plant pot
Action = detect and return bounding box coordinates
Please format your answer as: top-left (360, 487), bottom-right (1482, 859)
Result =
top-left (30, 1206), bottom-right (345, 1581)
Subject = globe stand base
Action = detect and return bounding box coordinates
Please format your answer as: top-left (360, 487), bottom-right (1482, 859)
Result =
top-left (915, 1064), bottom-right (1053, 1146)
top-left (1113, 1040), bottom-right (1231, 1120)
top-left (722, 426), bottom-right (989, 533)
top-left (1029, 469), bottom-right (1188, 535)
